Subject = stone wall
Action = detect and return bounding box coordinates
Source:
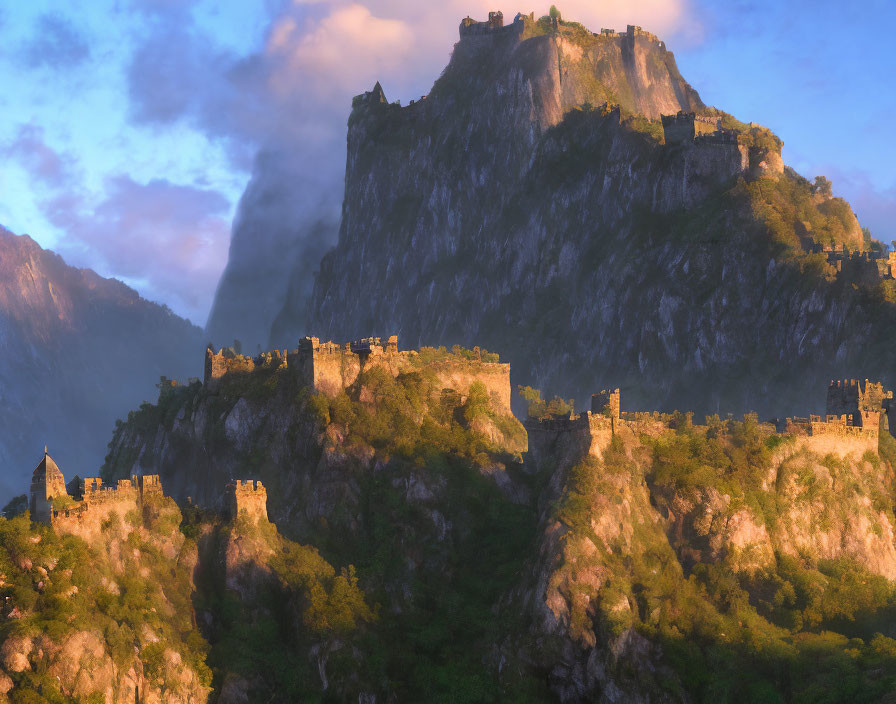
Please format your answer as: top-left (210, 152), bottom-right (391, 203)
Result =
top-left (661, 112), bottom-right (695, 145)
top-left (205, 346), bottom-right (255, 387)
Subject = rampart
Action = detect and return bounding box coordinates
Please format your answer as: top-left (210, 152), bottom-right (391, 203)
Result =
top-left (530, 381), bottom-right (891, 469)
top-left (204, 334), bottom-right (513, 415)
top-left (31, 463), bottom-right (168, 538)
top-left (459, 11), bottom-right (526, 38)
top-left (205, 344), bottom-right (256, 387)
top-left (226, 479), bottom-right (268, 524)
top-left (29, 450), bottom-right (265, 537)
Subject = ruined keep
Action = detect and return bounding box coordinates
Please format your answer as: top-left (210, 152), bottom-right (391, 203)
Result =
top-left (592, 389), bottom-right (621, 418)
top-left (205, 335), bottom-right (513, 415)
top-left (826, 378), bottom-right (892, 429)
top-left (226, 479), bottom-right (268, 524)
top-left (661, 111), bottom-right (696, 144)
top-left (459, 10), bottom-right (525, 37)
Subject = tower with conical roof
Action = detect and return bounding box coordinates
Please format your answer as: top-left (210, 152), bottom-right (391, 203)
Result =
top-left (29, 448), bottom-right (67, 523)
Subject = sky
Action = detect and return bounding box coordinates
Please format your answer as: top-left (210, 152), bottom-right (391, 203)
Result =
top-left (0, 0), bottom-right (893, 326)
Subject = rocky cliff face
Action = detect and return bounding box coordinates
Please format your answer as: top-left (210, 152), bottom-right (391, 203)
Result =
top-left (99, 347), bottom-right (896, 700)
top-left (0, 496), bottom-right (211, 702)
top-left (206, 151), bottom-right (339, 352)
top-left (510, 413), bottom-right (896, 701)
top-left (288, 14), bottom-right (888, 420)
top-left (0, 227), bottom-right (204, 500)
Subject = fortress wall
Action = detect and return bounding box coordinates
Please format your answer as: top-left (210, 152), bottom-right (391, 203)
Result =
top-left (313, 349), bottom-right (363, 397)
top-left (430, 362), bottom-right (511, 415)
top-left (205, 348), bottom-right (255, 387)
top-left (794, 425), bottom-right (878, 459)
top-left (52, 490), bottom-right (141, 541)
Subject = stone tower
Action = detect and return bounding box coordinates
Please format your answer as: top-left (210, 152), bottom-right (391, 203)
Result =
top-left (29, 449), bottom-right (67, 523)
top-left (226, 480), bottom-right (268, 524)
top-left (592, 389), bottom-right (621, 419)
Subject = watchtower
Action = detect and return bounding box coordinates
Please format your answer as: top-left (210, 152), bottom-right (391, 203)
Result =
top-left (592, 389), bottom-right (621, 419)
top-left (661, 112), bottom-right (696, 145)
top-left (826, 379), bottom-right (892, 428)
top-left (29, 448), bottom-right (67, 523)
top-left (227, 480), bottom-right (268, 524)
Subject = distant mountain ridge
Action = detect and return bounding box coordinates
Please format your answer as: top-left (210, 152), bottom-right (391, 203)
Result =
top-left (0, 226), bottom-right (204, 499)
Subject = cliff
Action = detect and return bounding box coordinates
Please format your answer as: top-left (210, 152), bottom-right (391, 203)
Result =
top-left (0, 495), bottom-right (211, 702)
top-left (0, 227), bottom-right (204, 500)
top-left (99, 340), bottom-right (896, 700)
top-left (282, 13), bottom-right (886, 420)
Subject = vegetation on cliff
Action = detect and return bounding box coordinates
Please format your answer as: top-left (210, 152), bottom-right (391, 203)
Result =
top-left (531, 415), bottom-right (896, 702)
top-left (0, 497), bottom-right (211, 701)
top-left (94, 342), bottom-right (896, 701)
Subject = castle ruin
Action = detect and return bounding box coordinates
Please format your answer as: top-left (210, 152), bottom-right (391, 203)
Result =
top-left (204, 334), bottom-right (513, 415)
top-left (29, 449), bottom-right (165, 537)
top-left (226, 480), bottom-right (268, 524)
top-left (660, 110), bottom-right (784, 178)
top-left (528, 380), bottom-right (895, 468)
top-left (28, 450), bottom-right (263, 535)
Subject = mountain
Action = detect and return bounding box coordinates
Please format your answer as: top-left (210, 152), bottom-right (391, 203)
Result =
top-left (94, 336), bottom-right (896, 701)
top-left (0, 226), bottom-right (204, 500)
top-left (206, 151), bottom-right (339, 353)
top-left (266, 12), bottom-right (892, 419)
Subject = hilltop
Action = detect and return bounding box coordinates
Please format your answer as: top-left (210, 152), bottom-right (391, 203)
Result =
top-left (89, 334), bottom-right (896, 701)
top-left (256, 10), bottom-right (893, 419)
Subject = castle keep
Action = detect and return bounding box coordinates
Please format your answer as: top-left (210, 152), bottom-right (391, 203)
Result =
top-left (28, 450), bottom-right (267, 534)
top-left (660, 110), bottom-right (784, 177)
top-left (205, 335), bottom-right (512, 414)
top-left (226, 480), bottom-right (268, 524)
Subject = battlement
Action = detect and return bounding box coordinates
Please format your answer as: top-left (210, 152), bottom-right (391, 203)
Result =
top-left (226, 479), bottom-right (268, 524)
top-left (529, 381), bottom-right (892, 467)
top-left (459, 10), bottom-right (525, 38)
top-left (592, 388), bottom-right (620, 419)
top-left (661, 111), bottom-right (696, 144)
top-left (204, 343), bottom-right (255, 387)
top-left (28, 450), bottom-right (171, 537)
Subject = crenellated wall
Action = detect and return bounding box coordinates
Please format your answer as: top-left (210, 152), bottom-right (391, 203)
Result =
top-left (205, 346), bottom-right (256, 387)
top-left (227, 479), bottom-right (268, 524)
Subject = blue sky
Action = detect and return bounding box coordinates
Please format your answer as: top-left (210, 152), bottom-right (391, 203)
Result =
top-left (0, 0), bottom-right (893, 325)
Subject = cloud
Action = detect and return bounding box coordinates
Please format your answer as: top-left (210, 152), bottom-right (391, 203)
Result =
top-left (122, 0), bottom-right (698, 338)
top-left (1, 125), bottom-right (77, 188)
top-left (3, 123), bottom-right (230, 323)
top-left (21, 13), bottom-right (90, 69)
top-left (54, 176), bottom-right (231, 318)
